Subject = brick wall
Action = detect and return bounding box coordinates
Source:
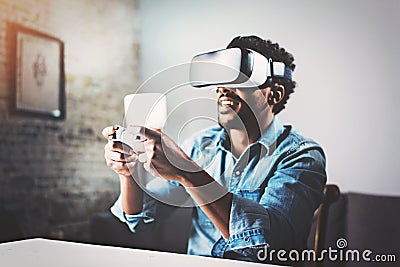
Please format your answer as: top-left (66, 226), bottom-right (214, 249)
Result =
top-left (0, 0), bottom-right (139, 241)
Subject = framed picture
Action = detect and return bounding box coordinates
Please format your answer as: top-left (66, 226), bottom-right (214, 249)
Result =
top-left (8, 23), bottom-right (65, 119)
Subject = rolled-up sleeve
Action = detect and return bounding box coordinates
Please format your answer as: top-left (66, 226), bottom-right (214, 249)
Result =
top-left (226, 145), bottom-right (327, 257)
top-left (110, 192), bottom-right (157, 233)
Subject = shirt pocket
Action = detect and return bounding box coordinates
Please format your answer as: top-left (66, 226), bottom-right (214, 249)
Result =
top-left (235, 188), bottom-right (262, 203)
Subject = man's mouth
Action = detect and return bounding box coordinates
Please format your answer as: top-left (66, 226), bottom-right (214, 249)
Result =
top-left (218, 96), bottom-right (239, 112)
top-left (220, 100), bottom-right (234, 106)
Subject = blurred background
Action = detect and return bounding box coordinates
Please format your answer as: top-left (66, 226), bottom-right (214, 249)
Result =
top-left (0, 0), bottom-right (399, 244)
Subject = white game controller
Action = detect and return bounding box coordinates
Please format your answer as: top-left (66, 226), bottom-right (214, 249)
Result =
top-left (111, 93), bottom-right (166, 154)
top-left (110, 125), bottom-right (146, 153)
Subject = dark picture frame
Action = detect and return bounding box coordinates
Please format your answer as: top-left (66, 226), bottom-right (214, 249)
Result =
top-left (8, 23), bottom-right (65, 119)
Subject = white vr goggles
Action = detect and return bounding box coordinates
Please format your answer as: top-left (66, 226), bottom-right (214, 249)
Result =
top-left (190, 47), bottom-right (292, 88)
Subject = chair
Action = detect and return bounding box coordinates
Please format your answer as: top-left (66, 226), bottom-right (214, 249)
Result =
top-left (312, 184), bottom-right (340, 267)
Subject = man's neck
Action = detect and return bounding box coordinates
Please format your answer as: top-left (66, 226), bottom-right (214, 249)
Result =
top-left (228, 115), bottom-right (274, 158)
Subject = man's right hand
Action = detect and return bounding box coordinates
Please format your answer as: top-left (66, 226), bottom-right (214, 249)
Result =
top-left (102, 126), bottom-right (138, 177)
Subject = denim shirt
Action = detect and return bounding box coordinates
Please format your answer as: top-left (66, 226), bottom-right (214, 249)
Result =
top-left (111, 118), bottom-right (327, 261)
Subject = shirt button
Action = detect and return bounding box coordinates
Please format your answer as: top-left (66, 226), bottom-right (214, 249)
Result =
top-left (235, 170), bottom-right (241, 176)
top-left (244, 236), bottom-right (250, 242)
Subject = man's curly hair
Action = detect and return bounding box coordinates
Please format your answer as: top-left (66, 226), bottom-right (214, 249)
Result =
top-left (227, 35), bottom-right (296, 114)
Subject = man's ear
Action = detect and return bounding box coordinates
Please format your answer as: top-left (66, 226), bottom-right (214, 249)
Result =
top-left (268, 83), bottom-right (285, 105)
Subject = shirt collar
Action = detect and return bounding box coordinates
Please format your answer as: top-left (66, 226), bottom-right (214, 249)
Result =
top-left (257, 117), bottom-right (284, 149)
top-left (216, 117), bottom-right (285, 154)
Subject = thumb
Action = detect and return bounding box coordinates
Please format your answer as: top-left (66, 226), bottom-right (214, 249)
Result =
top-left (126, 125), bottom-right (160, 141)
top-left (102, 125), bottom-right (119, 139)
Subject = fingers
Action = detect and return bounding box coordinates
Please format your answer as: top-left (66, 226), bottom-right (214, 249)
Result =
top-left (105, 140), bottom-right (134, 155)
top-left (129, 140), bottom-right (146, 154)
top-left (137, 139), bottom-right (156, 163)
top-left (102, 126), bottom-right (115, 139)
top-left (103, 125), bottom-right (143, 177)
top-left (104, 140), bottom-right (138, 170)
top-left (105, 140), bottom-right (138, 176)
top-left (106, 158), bottom-right (136, 176)
top-left (105, 148), bottom-right (138, 163)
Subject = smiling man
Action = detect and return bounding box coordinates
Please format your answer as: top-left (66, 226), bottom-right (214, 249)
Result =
top-left (103, 35), bottom-right (327, 263)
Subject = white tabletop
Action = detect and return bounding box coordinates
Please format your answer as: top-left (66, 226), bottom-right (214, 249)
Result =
top-left (0, 238), bottom-right (273, 267)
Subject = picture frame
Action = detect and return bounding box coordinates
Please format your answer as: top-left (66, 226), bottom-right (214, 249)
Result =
top-left (8, 23), bottom-right (65, 119)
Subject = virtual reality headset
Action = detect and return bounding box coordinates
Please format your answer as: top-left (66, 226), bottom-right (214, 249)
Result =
top-left (190, 47), bottom-right (292, 88)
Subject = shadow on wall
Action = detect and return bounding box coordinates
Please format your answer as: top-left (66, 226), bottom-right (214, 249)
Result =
top-left (0, 0), bottom-right (138, 242)
top-left (0, 207), bottom-right (23, 243)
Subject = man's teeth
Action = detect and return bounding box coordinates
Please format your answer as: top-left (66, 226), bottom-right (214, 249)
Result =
top-left (221, 100), bottom-right (234, 106)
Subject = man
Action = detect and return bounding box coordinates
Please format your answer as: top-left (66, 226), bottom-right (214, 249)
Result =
top-left (103, 35), bottom-right (327, 262)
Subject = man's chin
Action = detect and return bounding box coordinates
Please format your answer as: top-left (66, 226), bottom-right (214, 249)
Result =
top-left (218, 102), bottom-right (241, 114)
top-left (218, 114), bottom-right (245, 131)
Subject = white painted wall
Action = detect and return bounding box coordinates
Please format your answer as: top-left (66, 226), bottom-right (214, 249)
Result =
top-left (137, 0), bottom-right (400, 196)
